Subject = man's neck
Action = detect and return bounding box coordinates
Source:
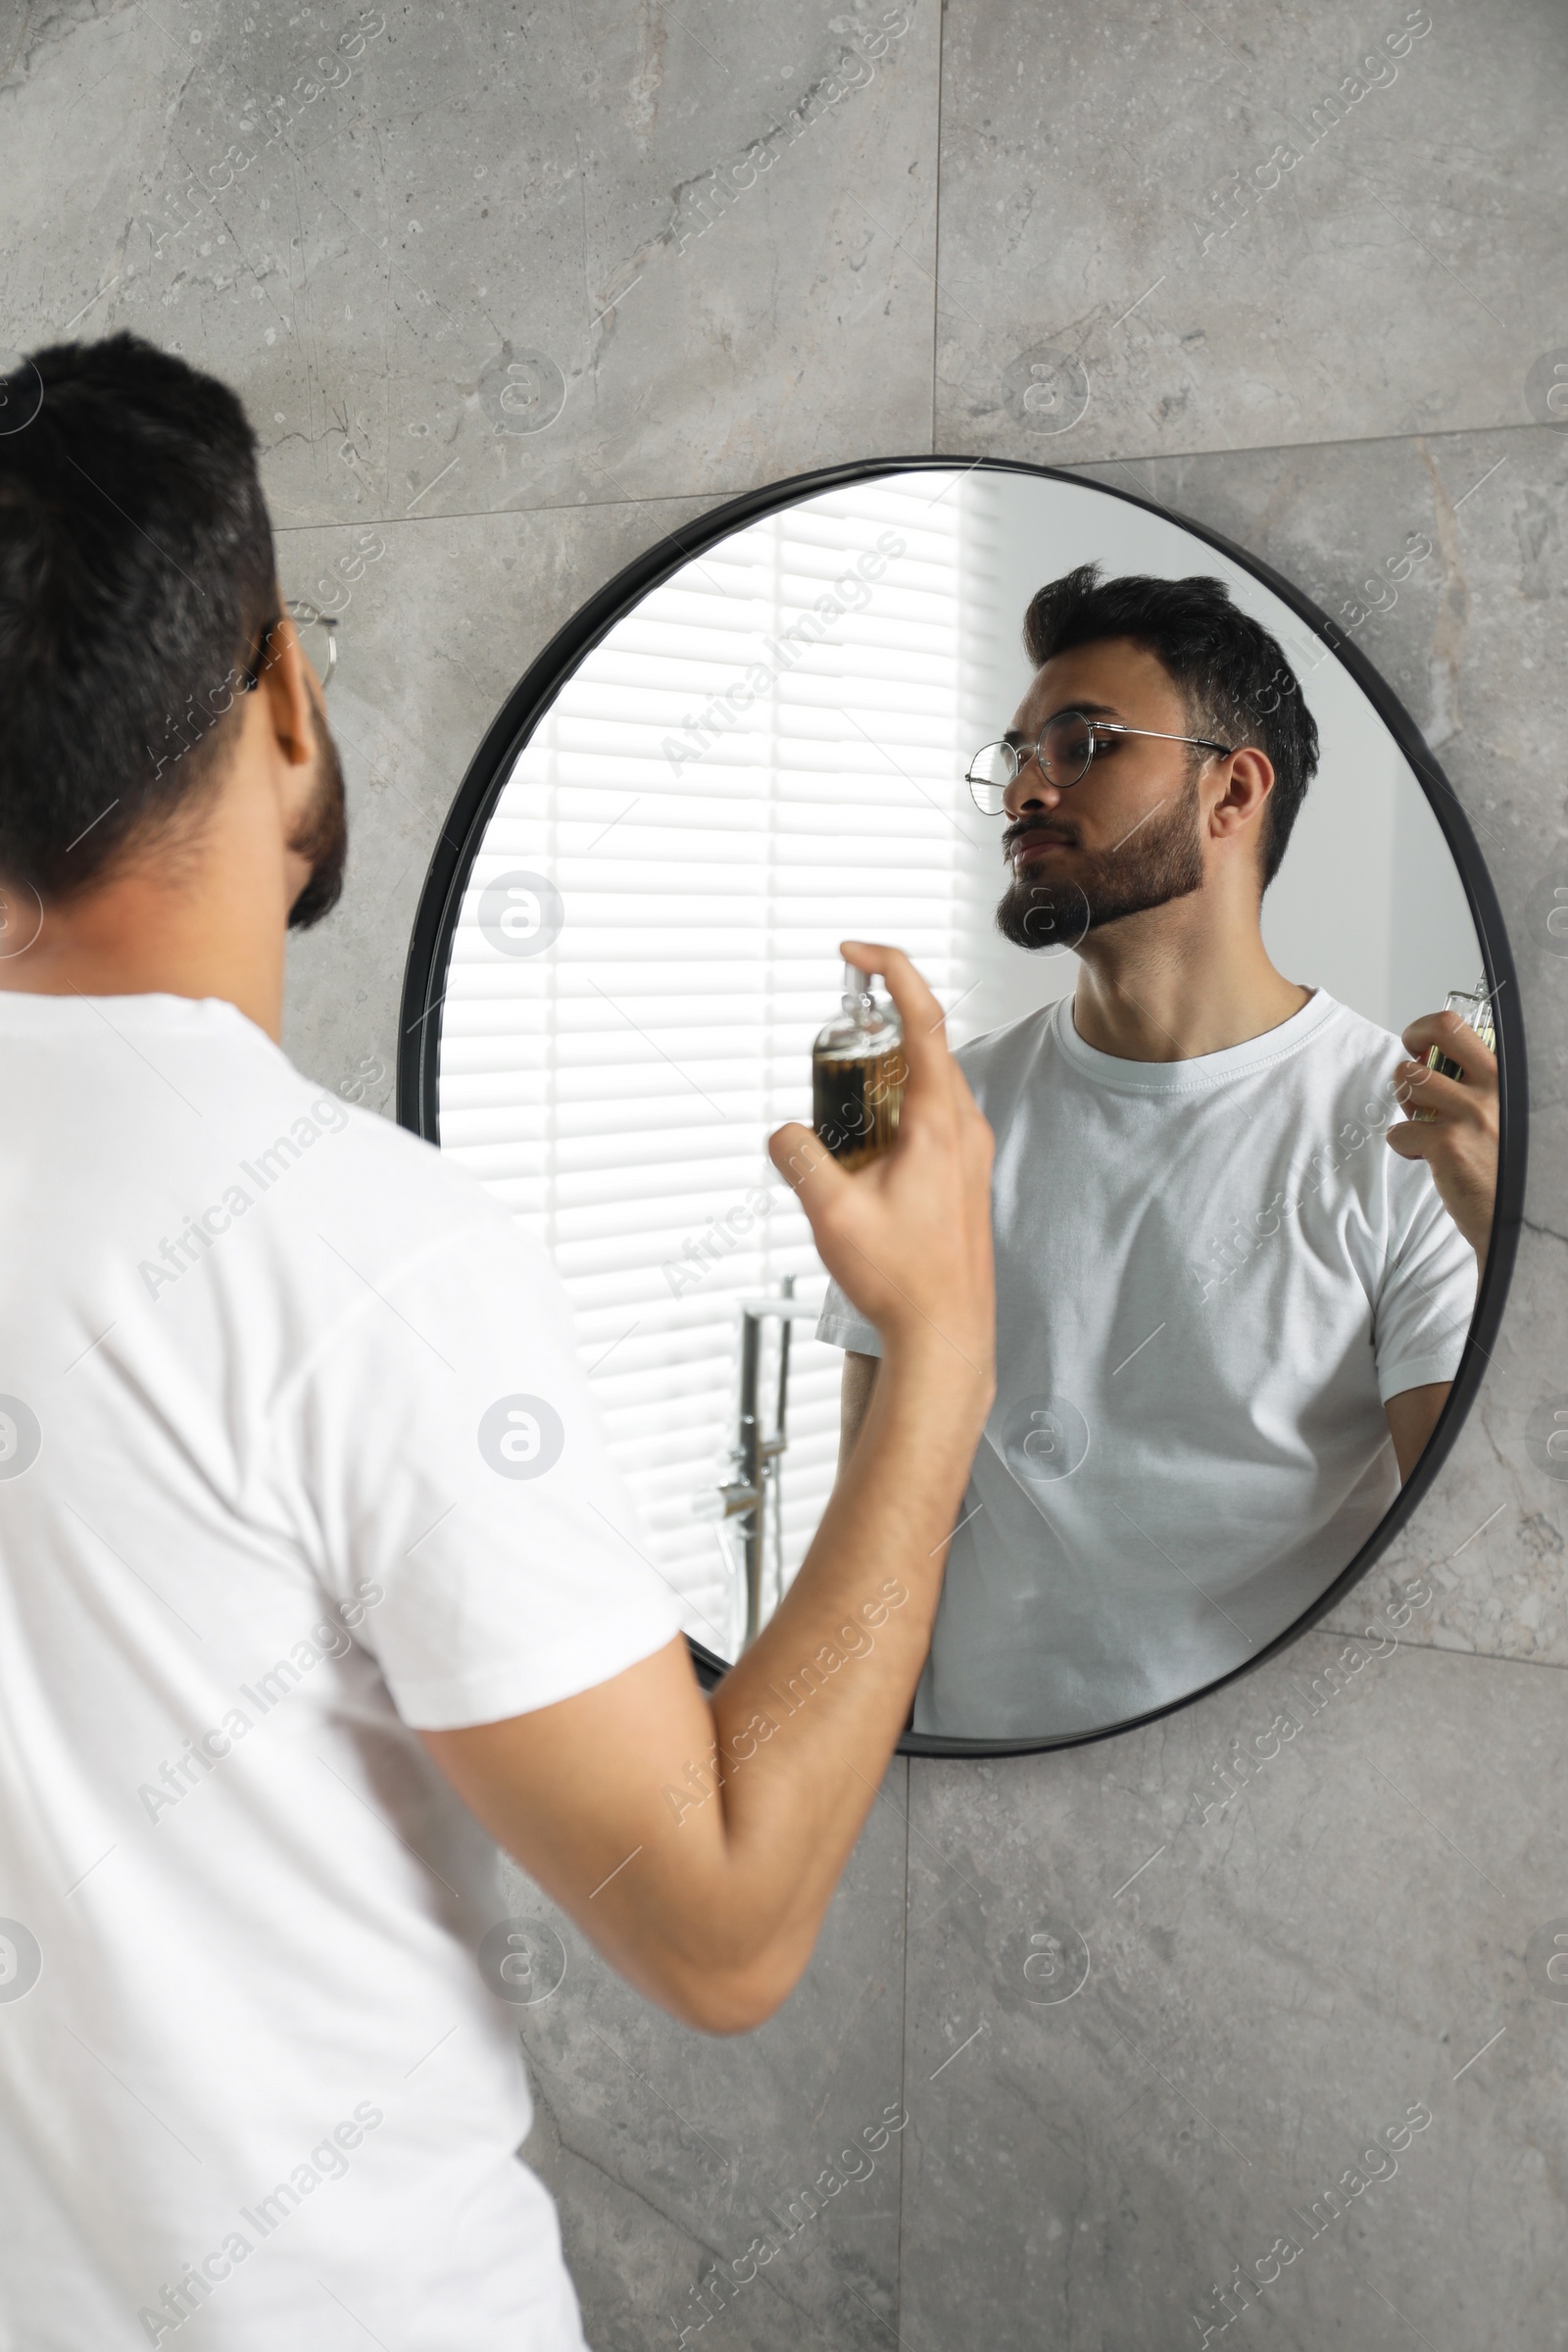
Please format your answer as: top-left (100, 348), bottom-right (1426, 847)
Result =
top-left (0, 895), bottom-right (284, 1039)
top-left (0, 684), bottom-right (320, 1044)
top-left (1069, 894), bottom-right (1310, 1063)
top-left (0, 849), bottom-right (289, 1042)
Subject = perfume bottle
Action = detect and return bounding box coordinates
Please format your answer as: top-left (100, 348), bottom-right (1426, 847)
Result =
top-left (1413, 976), bottom-right (1495, 1121)
top-left (812, 962), bottom-right (907, 1171)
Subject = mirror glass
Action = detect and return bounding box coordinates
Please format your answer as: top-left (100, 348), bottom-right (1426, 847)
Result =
top-left (428, 464), bottom-right (1494, 1745)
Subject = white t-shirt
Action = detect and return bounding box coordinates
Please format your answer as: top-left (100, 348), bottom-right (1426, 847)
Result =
top-left (0, 992), bottom-right (683, 2350)
top-left (817, 991), bottom-right (1475, 1740)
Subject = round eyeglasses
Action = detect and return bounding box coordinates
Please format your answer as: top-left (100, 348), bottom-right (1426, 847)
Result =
top-left (240, 602), bottom-right (341, 696)
top-left (285, 598), bottom-right (340, 691)
top-left (965, 710), bottom-right (1235, 815)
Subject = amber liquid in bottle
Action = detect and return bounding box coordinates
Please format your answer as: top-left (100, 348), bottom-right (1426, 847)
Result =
top-left (1413, 978), bottom-right (1494, 1121)
top-left (811, 964), bottom-right (907, 1172)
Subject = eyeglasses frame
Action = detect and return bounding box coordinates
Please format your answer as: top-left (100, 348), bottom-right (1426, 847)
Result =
top-left (966, 710), bottom-right (1236, 815)
top-left (239, 600), bottom-right (340, 695)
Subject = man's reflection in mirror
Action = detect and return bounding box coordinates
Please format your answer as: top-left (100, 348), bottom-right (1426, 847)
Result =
top-left (817, 565), bottom-right (1498, 1740)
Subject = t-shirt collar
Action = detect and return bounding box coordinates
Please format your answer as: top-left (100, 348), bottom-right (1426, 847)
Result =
top-left (1052, 986), bottom-right (1342, 1096)
top-left (0, 988), bottom-right (266, 1042)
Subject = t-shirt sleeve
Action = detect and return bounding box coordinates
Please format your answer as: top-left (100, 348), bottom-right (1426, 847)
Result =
top-left (1373, 1156), bottom-right (1477, 1403)
top-left (814, 1271), bottom-right (883, 1359)
top-left (280, 1216), bottom-right (687, 1730)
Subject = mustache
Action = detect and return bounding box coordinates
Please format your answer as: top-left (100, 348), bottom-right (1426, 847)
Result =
top-left (1002, 820), bottom-right (1078, 858)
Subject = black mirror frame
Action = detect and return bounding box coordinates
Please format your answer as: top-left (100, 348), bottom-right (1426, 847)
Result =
top-left (397, 454), bottom-right (1527, 1760)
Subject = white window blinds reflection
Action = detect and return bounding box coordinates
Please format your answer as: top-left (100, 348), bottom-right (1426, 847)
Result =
top-left (437, 477), bottom-right (986, 1654)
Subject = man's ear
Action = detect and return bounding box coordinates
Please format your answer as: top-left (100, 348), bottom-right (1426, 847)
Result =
top-left (258, 609), bottom-right (318, 771)
top-left (1207, 746), bottom-right (1275, 845)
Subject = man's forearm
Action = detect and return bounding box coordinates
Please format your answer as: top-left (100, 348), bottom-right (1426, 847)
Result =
top-left (417, 945), bottom-right (997, 2033)
top-left (835, 1348), bottom-right (880, 1478)
top-left (696, 1337), bottom-right (989, 1997)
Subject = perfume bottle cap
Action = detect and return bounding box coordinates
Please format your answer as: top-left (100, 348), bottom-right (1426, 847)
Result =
top-left (842, 960), bottom-right (874, 1013)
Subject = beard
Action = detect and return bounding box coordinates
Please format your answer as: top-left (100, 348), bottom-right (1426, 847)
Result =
top-left (285, 716), bottom-right (348, 931)
top-left (995, 773), bottom-right (1205, 953)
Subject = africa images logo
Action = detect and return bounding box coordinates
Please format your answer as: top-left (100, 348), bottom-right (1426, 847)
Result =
top-left (477, 1395), bottom-right (565, 1480)
top-left (0, 1396), bottom-right (42, 1481)
top-left (0, 1919), bottom-right (42, 2004)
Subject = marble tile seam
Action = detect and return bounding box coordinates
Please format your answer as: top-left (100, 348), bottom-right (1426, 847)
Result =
top-left (894, 1631), bottom-right (1568, 1792)
top-left (269, 487), bottom-right (727, 534)
top-left (1297, 1626), bottom-right (1568, 1682)
top-left (268, 409), bottom-right (1561, 542)
top-left (1062, 410), bottom-right (1563, 475)
top-left (1295, 1609), bottom-right (1568, 1672)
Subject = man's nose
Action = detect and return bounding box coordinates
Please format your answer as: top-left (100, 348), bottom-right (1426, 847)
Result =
top-left (1003, 757), bottom-right (1062, 821)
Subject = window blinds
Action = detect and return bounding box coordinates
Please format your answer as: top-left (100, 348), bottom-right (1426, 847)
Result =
top-left (437, 474), bottom-right (993, 1655)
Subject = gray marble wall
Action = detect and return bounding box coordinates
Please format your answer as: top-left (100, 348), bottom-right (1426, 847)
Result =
top-left (8, 0), bottom-right (1568, 2341)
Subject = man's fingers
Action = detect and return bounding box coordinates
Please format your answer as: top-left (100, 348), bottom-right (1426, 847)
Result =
top-left (1392, 1060), bottom-right (1483, 1123)
top-left (768, 1119), bottom-right (851, 1209)
top-left (1385, 1117), bottom-right (1433, 1160)
top-left (1400, 1009), bottom-right (1497, 1085)
top-left (838, 941), bottom-right (950, 1093)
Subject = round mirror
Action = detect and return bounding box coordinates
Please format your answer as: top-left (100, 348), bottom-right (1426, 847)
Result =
top-left (399, 460), bottom-right (1522, 1755)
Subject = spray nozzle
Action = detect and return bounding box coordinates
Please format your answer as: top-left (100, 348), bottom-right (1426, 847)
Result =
top-left (842, 959), bottom-right (875, 1017)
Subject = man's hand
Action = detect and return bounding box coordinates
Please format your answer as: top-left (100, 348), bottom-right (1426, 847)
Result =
top-left (1385, 1008), bottom-right (1497, 1259)
top-left (421, 944), bottom-right (996, 2036)
top-left (767, 941), bottom-right (996, 1384)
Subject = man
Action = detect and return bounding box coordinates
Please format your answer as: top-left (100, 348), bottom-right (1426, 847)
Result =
top-left (819, 564), bottom-right (1497, 1741)
top-left (0, 334), bottom-right (995, 2348)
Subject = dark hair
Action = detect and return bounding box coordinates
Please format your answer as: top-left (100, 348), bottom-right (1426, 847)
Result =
top-left (1021, 563), bottom-right (1319, 888)
top-left (0, 332), bottom-right (277, 900)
